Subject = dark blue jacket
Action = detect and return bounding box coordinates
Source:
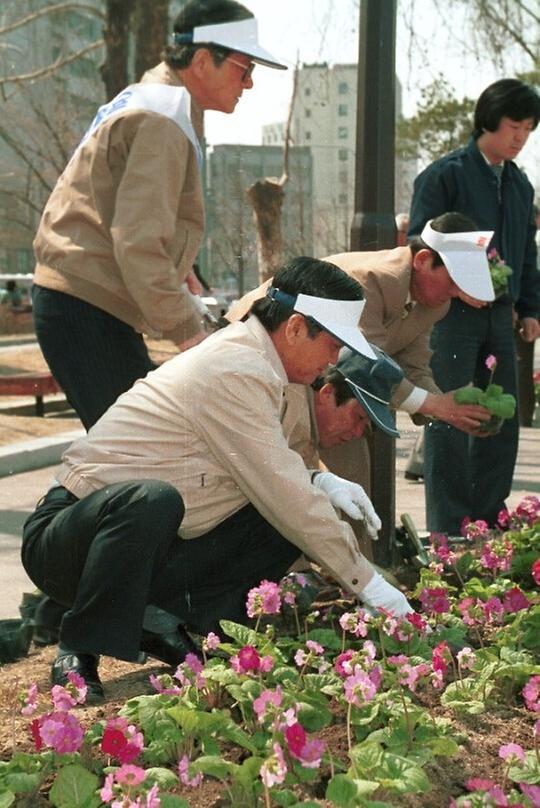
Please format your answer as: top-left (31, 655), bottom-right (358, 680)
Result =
top-left (408, 137), bottom-right (539, 319)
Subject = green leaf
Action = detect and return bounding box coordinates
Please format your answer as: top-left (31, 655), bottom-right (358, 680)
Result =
top-left (454, 386), bottom-right (482, 404)
top-left (326, 774), bottom-right (362, 807)
top-left (191, 754), bottom-right (233, 779)
top-left (455, 551), bottom-right (474, 579)
top-left (219, 620), bottom-right (258, 646)
top-left (235, 756), bottom-right (263, 789)
top-left (296, 699), bottom-right (333, 731)
top-left (159, 796), bottom-right (190, 808)
top-left (378, 753), bottom-right (431, 794)
top-left (272, 789), bottom-right (298, 806)
top-left (48, 764), bottom-right (100, 808)
top-left (4, 772), bottom-right (42, 794)
top-left (143, 767), bottom-right (179, 789)
top-left (306, 628), bottom-right (343, 651)
top-left (0, 792), bottom-right (15, 808)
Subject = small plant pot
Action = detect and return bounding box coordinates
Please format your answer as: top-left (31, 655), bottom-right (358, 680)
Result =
top-left (0, 619), bottom-right (33, 664)
top-left (478, 415), bottom-right (505, 435)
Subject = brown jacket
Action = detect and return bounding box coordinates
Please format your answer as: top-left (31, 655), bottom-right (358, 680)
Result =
top-left (33, 64), bottom-right (204, 343)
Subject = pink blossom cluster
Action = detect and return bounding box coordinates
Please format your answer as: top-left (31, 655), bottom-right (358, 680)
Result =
top-left (461, 516), bottom-right (491, 541)
top-left (431, 641), bottom-right (451, 689)
top-left (150, 651), bottom-right (206, 695)
top-left (101, 764), bottom-right (160, 807)
top-left (338, 607), bottom-right (371, 637)
top-left (429, 532), bottom-right (458, 566)
top-left (498, 495), bottom-right (540, 530)
top-left (452, 741), bottom-right (540, 808)
top-left (31, 710), bottom-right (84, 754)
top-left (480, 539), bottom-right (513, 573)
top-left (522, 675), bottom-right (540, 713)
top-left (279, 572), bottom-right (308, 607)
top-left (51, 671), bottom-right (88, 711)
top-left (418, 586), bottom-right (450, 615)
top-left (230, 645), bottom-right (274, 675)
top-left (387, 654), bottom-right (431, 692)
top-left (178, 754), bottom-right (204, 788)
top-left (246, 580), bottom-right (281, 618)
top-left (294, 639), bottom-right (329, 673)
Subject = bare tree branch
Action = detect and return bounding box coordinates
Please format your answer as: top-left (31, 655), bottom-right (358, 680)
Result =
top-left (0, 3), bottom-right (105, 36)
top-left (0, 40), bottom-right (104, 88)
top-left (0, 124), bottom-right (54, 195)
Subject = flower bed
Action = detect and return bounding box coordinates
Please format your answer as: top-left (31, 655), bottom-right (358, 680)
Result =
top-left (1, 497), bottom-right (539, 808)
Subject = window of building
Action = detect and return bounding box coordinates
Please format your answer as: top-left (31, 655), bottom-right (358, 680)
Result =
top-left (305, 108), bottom-right (311, 118)
top-left (305, 87), bottom-right (311, 96)
top-left (338, 104), bottom-right (348, 116)
top-left (338, 81), bottom-right (348, 94)
top-left (338, 126), bottom-right (348, 139)
top-left (339, 170), bottom-right (348, 184)
top-left (338, 193), bottom-right (348, 205)
top-left (305, 131), bottom-right (311, 140)
top-left (338, 149), bottom-right (348, 160)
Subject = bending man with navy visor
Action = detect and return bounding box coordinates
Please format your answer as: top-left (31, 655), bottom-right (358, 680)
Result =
top-left (22, 258), bottom-right (413, 703)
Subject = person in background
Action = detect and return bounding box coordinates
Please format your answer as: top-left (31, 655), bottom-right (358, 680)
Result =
top-left (22, 258), bottom-right (412, 703)
top-left (408, 78), bottom-right (540, 533)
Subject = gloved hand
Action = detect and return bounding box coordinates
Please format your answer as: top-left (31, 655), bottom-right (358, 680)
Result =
top-left (360, 572), bottom-right (413, 616)
top-left (313, 472), bottom-right (381, 540)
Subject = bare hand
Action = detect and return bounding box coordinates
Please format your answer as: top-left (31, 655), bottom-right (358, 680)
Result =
top-left (420, 391), bottom-right (491, 434)
top-left (518, 317), bottom-right (540, 343)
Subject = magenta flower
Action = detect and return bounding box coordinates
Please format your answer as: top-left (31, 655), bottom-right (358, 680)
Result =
top-left (461, 517), bottom-right (490, 540)
top-left (178, 754), bottom-right (203, 788)
top-left (485, 354), bottom-right (497, 371)
top-left (334, 650), bottom-right (354, 678)
top-left (458, 597), bottom-right (483, 627)
top-left (20, 682), bottom-right (39, 716)
top-left (101, 717), bottom-right (144, 764)
top-left (51, 670), bottom-right (88, 711)
top-left (466, 777), bottom-right (495, 791)
top-left (482, 596), bottom-right (504, 624)
top-left (37, 711), bottom-right (84, 754)
top-left (418, 587), bottom-right (450, 614)
top-left (522, 675), bottom-right (540, 712)
top-left (515, 495), bottom-right (540, 526)
top-left (149, 673), bottom-right (182, 695)
top-left (480, 540), bottom-right (512, 573)
top-left (406, 612), bottom-right (429, 633)
top-left (246, 580), bottom-right (281, 618)
top-left (532, 558), bottom-right (540, 586)
top-left (431, 642), bottom-right (450, 689)
top-left (520, 783), bottom-right (540, 804)
top-left (296, 737), bottom-right (325, 769)
top-left (343, 668), bottom-right (377, 707)
top-left (502, 586), bottom-right (529, 614)
top-left (497, 508), bottom-right (510, 527)
top-left (260, 742), bottom-right (287, 788)
top-left (236, 645), bottom-right (261, 673)
top-left (499, 742), bottom-right (525, 763)
top-left (285, 722), bottom-right (307, 757)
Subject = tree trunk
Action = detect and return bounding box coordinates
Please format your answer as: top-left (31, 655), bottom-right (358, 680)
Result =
top-left (134, 0), bottom-right (169, 81)
top-left (101, 0), bottom-right (136, 100)
top-left (246, 179), bottom-right (285, 283)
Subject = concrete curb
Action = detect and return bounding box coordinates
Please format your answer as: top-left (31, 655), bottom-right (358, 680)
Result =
top-left (0, 431), bottom-right (84, 478)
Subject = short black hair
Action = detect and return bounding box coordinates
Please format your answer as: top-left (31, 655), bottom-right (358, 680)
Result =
top-left (409, 211), bottom-right (478, 268)
top-left (162, 0), bottom-right (253, 69)
top-left (473, 79), bottom-right (540, 138)
top-left (312, 367), bottom-right (354, 406)
top-left (252, 256), bottom-right (364, 333)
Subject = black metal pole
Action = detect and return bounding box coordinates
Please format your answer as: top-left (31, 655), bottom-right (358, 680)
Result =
top-left (351, 0), bottom-right (397, 566)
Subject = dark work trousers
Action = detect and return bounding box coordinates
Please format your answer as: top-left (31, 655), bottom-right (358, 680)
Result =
top-left (32, 285), bottom-right (156, 431)
top-left (424, 299), bottom-right (518, 534)
top-left (22, 482), bottom-right (300, 661)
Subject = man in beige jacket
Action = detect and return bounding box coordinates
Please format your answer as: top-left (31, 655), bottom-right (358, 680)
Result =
top-left (32, 0), bottom-right (286, 431)
top-left (22, 258), bottom-right (412, 702)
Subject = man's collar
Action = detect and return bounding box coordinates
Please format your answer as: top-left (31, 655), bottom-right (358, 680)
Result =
top-left (244, 316), bottom-right (288, 385)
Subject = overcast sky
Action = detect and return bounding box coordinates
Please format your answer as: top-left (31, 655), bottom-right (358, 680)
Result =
top-left (204, 0), bottom-right (538, 188)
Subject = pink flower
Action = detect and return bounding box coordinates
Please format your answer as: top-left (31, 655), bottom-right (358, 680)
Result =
top-left (51, 670), bottom-right (88, 711)
top-left (520, 783), bottom-right (540, 804)
top-left (260, 742), bottom-right (287, 788)
top-left (466, 777), bottom-right (496, 792)
top-left (297, 737), bottom-right (325, 769)
top-left (338, 608), bottom-right (370, 637)
top-left (246, 580), bottom-right (281, 618)
top-left (515, 495), bottom-right (540, 526)
top-left (419, 587), bottom-right (450, 614)
top-left (334, 650), bottom-right (354, 678)
top-left (149, 673), bottom-right (182, 695)
top-left (260, 655), bottom-right (274, 673)
top-left (178, 754), bottom-right (203, 788)
top-left (306, 640), bottom-right (324, 655)
top-left (480, 540), bottom-right (513, 573)
top-left (100, 772), bottom-right (115, 803)
top-left (115, 764), bottom-right (146, 787)
top-left (237, 645), bottom-right (261, 673)
top-left (38, 711), bottom-right (84, 754)
top-left (497, 508), bottom-right (510, 527)
top-left (499, 742), bottom-right (525, 763)
top-left (461, 517), bottom-right (490, 540)
top-left (458, 597), bottom-right (483, 627)
top-left (253, 688), bottom-right (282, 723)
top-left (101, 717), bottom-right (144, 764)
top-left (522, 675), bottom-right (540, 712)
top-left (406, 612), bottom-right (429, 633)
top-left (20, 682), bottom-right (39, 716)
top-left (285, 722), bottom-right (307, 757)
top-left (343, 668), bottom-right (377, 707)
top-left (503, 587), bottom-right (529, 614)
top-left (483, 596), bottom-right (504, 624)
top-left (203, 632), bottom-right (220, 651)
top-left (145, 784), bottom-right (161, 808)
top-left (485, 354), bottom-right (497, 371)
top-left (532, 558), bottom-right (540, 586)
top-left (456, 647), bottom-right (476, 670)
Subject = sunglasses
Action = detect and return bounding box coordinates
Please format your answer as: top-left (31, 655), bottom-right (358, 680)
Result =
top-left (226, 56), bottom-right (256, 82)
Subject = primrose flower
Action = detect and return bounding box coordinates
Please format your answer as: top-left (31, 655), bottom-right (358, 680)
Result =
top-left (461, 516), bottom-right (490, 540)
top-left (174, 654), bottom-right (206, 689)
top-left (20, 682), bottom-right (39, 716)
top-left (482, 596), bottom-right (504, 624)
top-left (431, 642), bottom-right (451, 689)
top-left (246, 580), bottom-right (281, 618)
top-left (532, 558), bottom-right (540, 586)
top-left (334, 650), bottom-right (354, 678)
top-left (36, 710), bottom-right (84, 754)
top-left (178, 754), bottom-right (203, 788)
top-left (202, 632), bottom-right (221, 652)
top-left (515, 495), bottom-right (540, 526)
top-left (498, 742), bottom-right (525, 763)
top-left (485, 354), bottom-right (497, 371)
top-left (101, 717), bottom-right (144, 764)
top-left (343, 667), bottom-right (377, 707)
top-left (338, 608), bottom-right (370, 637)
top-left (458, 597), bottom-right (484, 627)
top-left (149, 673), bottom-right (182, 696)
top-left (456, 647), bottom-right (476, 670)
top-left (522, 675), bottom-right (540, 712)
top-left (285, 722), bottom-right (307, 757)
top-left (260, 742), bottom-right (287, 788)
top-left (295, 737), bottom-right (325, 769)
top-left (253, 688), bottom-right (282, 723)
top-left (418, 587), bottom-right (450, 615)
top-left (502, 586), bottom-right (529, 614)
top-left (480, 540), bottom-right (512, 573)
top-left (51, 671), bottom-right (88, 711)
top-left (231, 645), bottom-right (263, 674)
top-left (115, 764), bottom-right (146, 787)
top-left (387, 655), bottom-right (430, 692)
top-left (520, 783), bottom-right (540, 804)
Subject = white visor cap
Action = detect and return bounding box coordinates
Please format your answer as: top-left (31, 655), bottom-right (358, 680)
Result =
top-left (268, 288), bottom-right (376, 360)
top-left (192, 18), bottom-right (287, 70)
top-left (421, 220), bottom-right (495, 302)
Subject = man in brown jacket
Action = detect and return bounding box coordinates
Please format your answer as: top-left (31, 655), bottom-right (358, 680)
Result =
top-left (32, 0), bottom-right (286, 431)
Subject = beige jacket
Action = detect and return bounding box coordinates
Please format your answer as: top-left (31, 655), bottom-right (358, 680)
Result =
top-left (33, 64), bottom-right (204, 343)
top-left (227, 247), bottom-right (448, 407)
top-left (57, 316), bottom-right (374, 594)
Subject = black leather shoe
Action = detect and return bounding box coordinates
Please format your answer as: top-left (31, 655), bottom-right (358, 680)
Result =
top-left (139, 627), bottom-right (199, 667)
top-left (404, 471), bottom-right (424, 482)
top-left (51, 653), bottom-right (104, 704)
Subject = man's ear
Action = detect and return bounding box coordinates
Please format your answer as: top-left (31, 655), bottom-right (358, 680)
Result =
top-left (412, 248), bottom-right (436, 272)
top-left (284, 313), bottom-right (308, 343)
top-left (189, 47), bottom-right (213, 78)
top-left (318, 382), bottom-right (334, 401)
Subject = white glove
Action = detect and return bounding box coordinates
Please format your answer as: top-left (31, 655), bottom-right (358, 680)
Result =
top-left (313, 472), bottom-right (381, 540)
top-left (360, 572), bottom-right (413, 616)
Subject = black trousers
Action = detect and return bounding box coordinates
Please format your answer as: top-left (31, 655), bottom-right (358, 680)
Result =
top-left (32, 285), bottom-right (156, 431)
top-left (22, 482), bottom-right (299, 661)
